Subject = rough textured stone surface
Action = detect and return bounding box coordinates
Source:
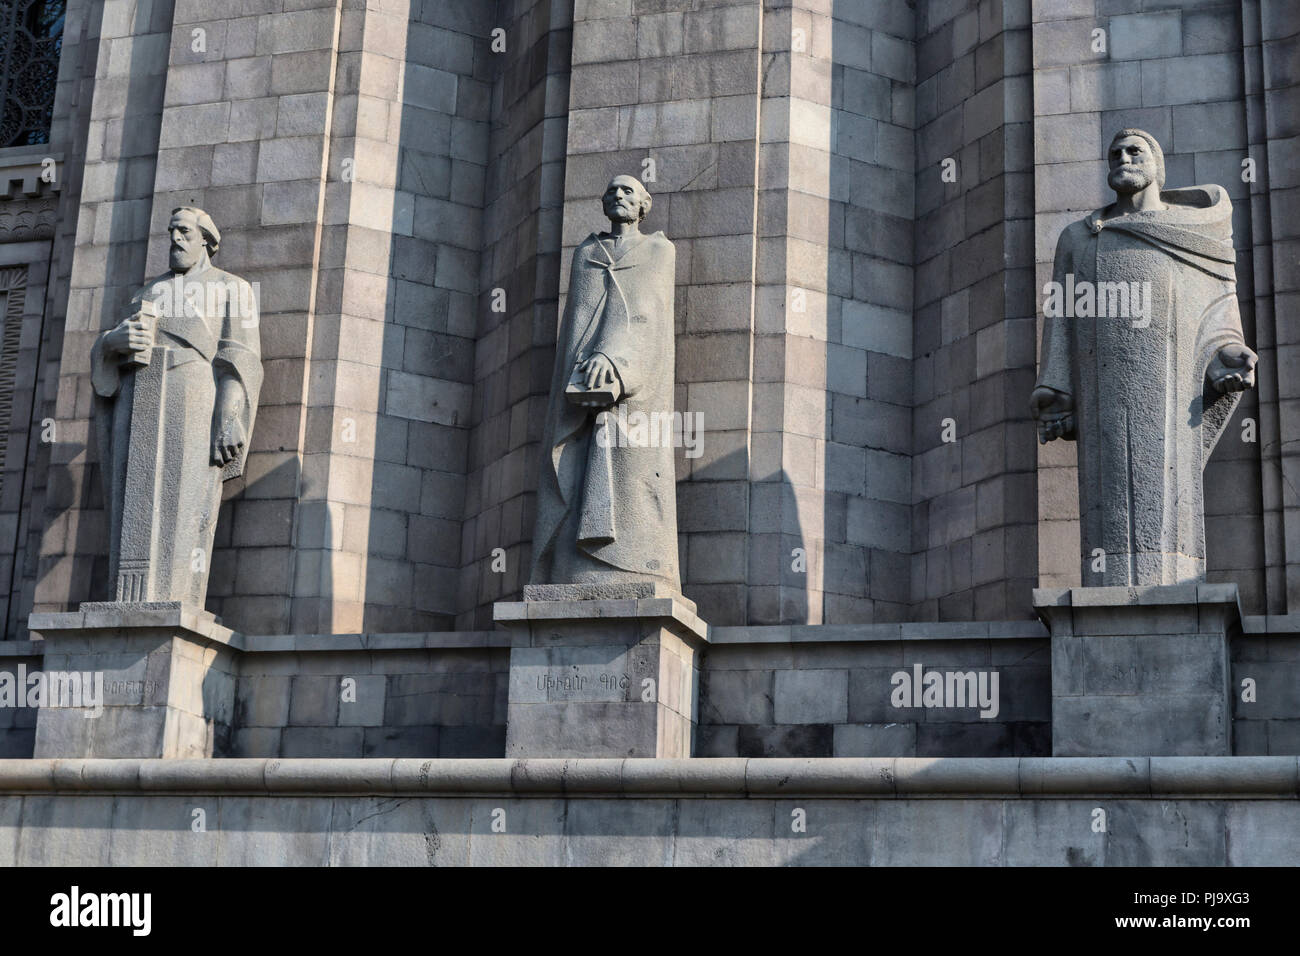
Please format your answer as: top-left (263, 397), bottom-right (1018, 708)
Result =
top-left (0, 0), bottom-right (1289, 645)
top-left (0, 757), bottom-right (1296, 865)
top-left (497, 599), bottom-right (706, 757)
top-left (1033, 131), bottom-right (1256, 587)
top-left (90, 208), bottom-right (261, 605)
top-left (1037, 584), bottom-right (1238, 757)
top-left (529, 178), bottom-right (684, 592)
top-left (27, 603), bottom-right (240, 758)
top-left (0, 0), bottom-right (1296, 872)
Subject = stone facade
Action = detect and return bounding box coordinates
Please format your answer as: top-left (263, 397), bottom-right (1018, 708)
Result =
top-left (1, 0), bottom-right (1299, 863)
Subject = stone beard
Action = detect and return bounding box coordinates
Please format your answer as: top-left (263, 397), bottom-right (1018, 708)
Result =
top-left (1036, 184), bottom-right (1248, 586)
top-left (91, 250), bottom-right (262, 605)
top-left (529, 220), bottom-right (680, 589)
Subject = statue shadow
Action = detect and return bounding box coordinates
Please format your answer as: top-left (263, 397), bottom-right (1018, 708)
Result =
top-left (679, 445), bottom-right (809, 626)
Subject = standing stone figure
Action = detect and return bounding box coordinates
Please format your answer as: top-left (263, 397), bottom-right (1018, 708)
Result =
top-left (91, 207), bottom-right (262, 605)
top-left (529, 175), bottom-right (681, 590)
top-left (1031, 129), bottom-right (1257, 586)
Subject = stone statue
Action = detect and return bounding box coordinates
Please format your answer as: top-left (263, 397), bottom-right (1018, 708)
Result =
top-left (529, 175), bottom-right (681, 591)
top-left (91, 207), bottom-right (262, 604)
top-left (1031, 129), bottom-right (1258, 586)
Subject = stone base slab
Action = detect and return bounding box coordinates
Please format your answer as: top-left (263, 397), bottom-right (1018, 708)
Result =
top-left (27, 602), bottom-right (240, 758)
top-left (1035, 584), bottom-right (1240, 757)
top-left (0, 757), bottom-right (1295, 866)
top-left (494, 597), bottom-right (708, 758)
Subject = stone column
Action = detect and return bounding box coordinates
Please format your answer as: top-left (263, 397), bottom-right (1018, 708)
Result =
top-left (1035, 583), bottom-right (1239, 757)
top-left (495, 585), bottom-right (708, 757)
top-left (28, 602), bottom-right (240, 758)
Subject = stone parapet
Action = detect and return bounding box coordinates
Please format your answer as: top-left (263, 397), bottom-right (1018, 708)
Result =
top-left (0, 756), bottom-right (1296, 797)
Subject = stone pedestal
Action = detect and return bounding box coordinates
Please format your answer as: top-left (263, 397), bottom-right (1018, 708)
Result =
top-left (27, 602), bottom-right (241, 758)
top-left (494, 584), bottom-right (708, 757)
top-left (1034, 584), bottom-right (1239, 757)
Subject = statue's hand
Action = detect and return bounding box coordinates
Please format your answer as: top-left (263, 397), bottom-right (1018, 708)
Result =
top-left (103, 315), bottom-right (152, 361)
top-left (1208, 342), bottom-right (1258, 394)
top-left (569, 354), bottom-right (623, 406)
top-left (212, 414), bottom-right (247, 467)
top-left (1030, 386), bottom-right (1075, 443)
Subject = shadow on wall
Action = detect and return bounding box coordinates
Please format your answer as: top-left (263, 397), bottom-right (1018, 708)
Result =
top-left (360, 0), bottom-right (490, 634)
top-left (35, 0), bottom-right (180, 629)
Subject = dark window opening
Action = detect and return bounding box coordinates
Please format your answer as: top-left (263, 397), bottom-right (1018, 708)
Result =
top-left (0, 0), bottom-right (65, 147)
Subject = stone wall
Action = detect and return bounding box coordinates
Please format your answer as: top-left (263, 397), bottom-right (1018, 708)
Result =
top-left (911, 0), bottom-right (1039, 623)
top-left (0, 0), bottom-right (102, 642)
top-left (698, 622), bottom-right (1049, 756)
top-left (280, 0), bottom-right (491, 635)
top-left (749, 0), bottom-right (918, 625)
top-left (9, 618), bottom-right (1300, 759)
top-left (0, 643), bottom-right (39, 757)
top-left (1233, 627), bottom-right (1300, 754)
top-left (2, 756), bottom-right (1297, 865)
top-left (458, 0), bottom-right (572, 629)
top-left (231, 633), bottom-right (507, 757)
top-left (1031, 0), bottom-right (1271, 613)
top-left (34, 0), bottom-right (178, 621)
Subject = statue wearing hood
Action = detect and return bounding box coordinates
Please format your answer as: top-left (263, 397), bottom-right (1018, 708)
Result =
top-left (1031, 130), bottom-right (1257, 587)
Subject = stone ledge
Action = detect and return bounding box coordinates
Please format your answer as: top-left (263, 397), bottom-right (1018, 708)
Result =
top-left (1242, 614), bottom-right (1300, 634)
top-left (28, 602), bottom-right (239, 650)
top-left (494, 597), bottom-right (708, 644)
top-left (0, 641), bottom-right (42, 657)
top-left (1033, 583), bottom-right (1242, 609)
top-left (710, 621), bottom-right (1049, 643)
top-left (0, 757), bottom-right (1294, 797)
top-left (239, 631), bottom-right (510, 652)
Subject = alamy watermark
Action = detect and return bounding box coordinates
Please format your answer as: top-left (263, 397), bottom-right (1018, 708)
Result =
top-left (1042, 274), bottom-right (1152, 328)
top-left (50, 886), bottom-right (151, 936)
top-left (890, 663), bottom-right (1000, 719)
top-left (0, 665), bottom-right (104, 717)
top-left (595, 408), bottom-right (705, 459)
top-left (143, 273), bottom-right (260, 328)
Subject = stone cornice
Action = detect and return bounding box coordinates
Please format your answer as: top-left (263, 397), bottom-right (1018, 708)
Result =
top-left (0, 757), bottom-right (1295, 798)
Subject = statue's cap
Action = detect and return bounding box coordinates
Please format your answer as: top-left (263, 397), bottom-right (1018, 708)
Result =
top-left (170, 206), bottom-right (221, 253)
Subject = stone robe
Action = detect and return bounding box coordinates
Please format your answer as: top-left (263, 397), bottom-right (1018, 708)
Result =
top-left (1036, 185), bottom-right (1246, 586)
top-left (91, 266), bottom-right (262, 604)
top-left (529, 230), bottom-right (680, 589)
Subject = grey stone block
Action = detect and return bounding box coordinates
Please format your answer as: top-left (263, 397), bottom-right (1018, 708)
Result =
top-left (833, 722), bottom-right (916, 757)
top-left (288, 675), bottom-right (341, 727)
top-left (872, 800), bottom-right (1004, 865)
top-left (1105, 800), bottom-right (1228, 866)
top-left (217, 796), bottom-right (332, 866)
top-left (736, 724), bottom-right (833, 758)
top-left (328, 796), bottom-right (470, 866)
top-left (700, 668), bottom-right (773, 725)
top-left (1109, 12), bottom-right (1182, 61)
top-left (774, 669), bottom-right (848, 724)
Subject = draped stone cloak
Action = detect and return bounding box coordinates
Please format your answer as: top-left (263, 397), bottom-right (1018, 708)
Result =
top-left (90, 265), bottom-right (262, 605)
top-left (529, 230), bottom-right (680, 589)
top-left (1036, 185), bottom-right (1246, 586)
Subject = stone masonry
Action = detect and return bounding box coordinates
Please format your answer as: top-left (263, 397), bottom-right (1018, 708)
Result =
top-left (0, 0), bottom-right (1296, 766)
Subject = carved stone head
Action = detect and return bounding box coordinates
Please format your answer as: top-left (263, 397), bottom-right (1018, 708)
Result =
top-left (1107, 128), bottom-right (1166, 196)
top-left (168, 206), bottom-right (220, 273)
top-left (601, 175), bottom-right (651, 225)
